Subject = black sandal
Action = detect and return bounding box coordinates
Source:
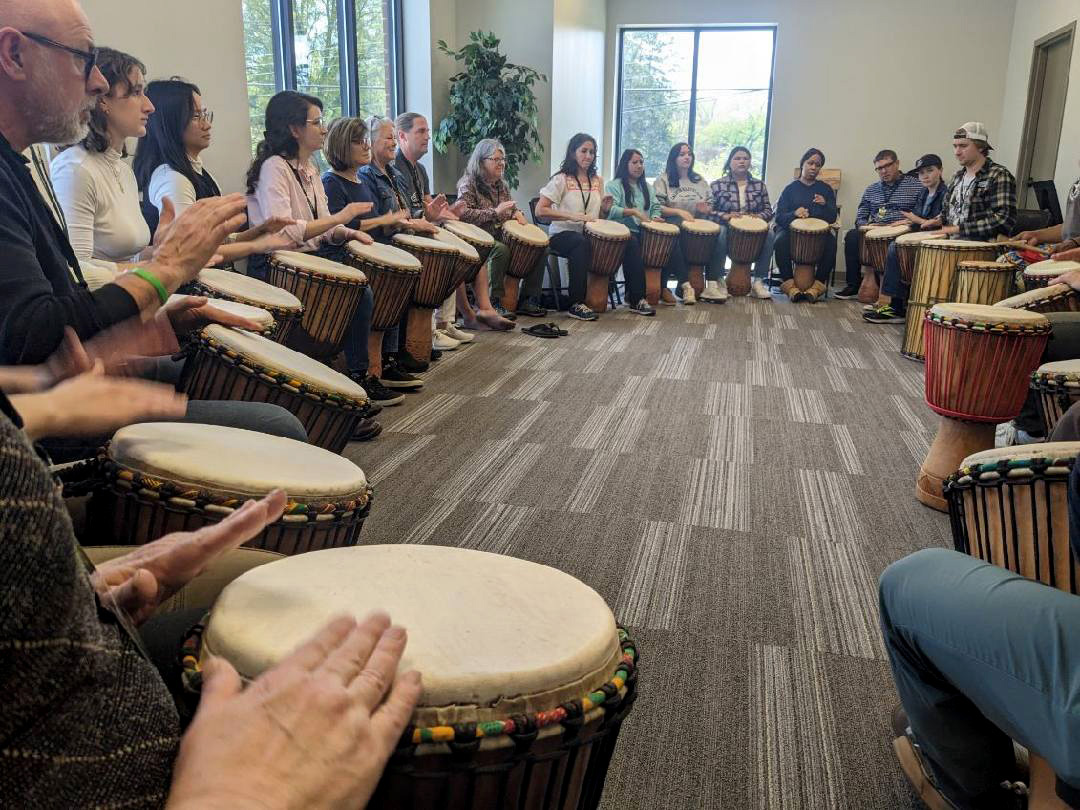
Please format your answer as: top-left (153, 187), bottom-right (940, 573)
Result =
top-left (547, 322), bottom-right (569, 336)
top-left (523, 323), bottom-right (560, 338)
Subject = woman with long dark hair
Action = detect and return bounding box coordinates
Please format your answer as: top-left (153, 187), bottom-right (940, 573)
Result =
top-left (602, 148), bottom-right (659, 315)
top-left (133, 78), bottom-right (292, 262)
top-left (705, 146), bottom-right (775, 301)
top-left (652, 142), bottom-right (712, 304)
top-left (773, 147), bottom-right (838, 303)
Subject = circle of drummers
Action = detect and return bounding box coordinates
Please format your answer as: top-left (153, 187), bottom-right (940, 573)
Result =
top-left (5, 18), bottom-right (1080, 810)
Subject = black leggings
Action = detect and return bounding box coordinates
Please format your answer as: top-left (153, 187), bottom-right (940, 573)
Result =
top-left (774, 228), bottom-right (837, 284)
top-left (548, 229), bottom-right (647, 306)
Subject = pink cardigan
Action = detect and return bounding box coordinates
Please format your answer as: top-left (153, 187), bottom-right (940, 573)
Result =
top-left (246, 155), bottom-right (347, 251)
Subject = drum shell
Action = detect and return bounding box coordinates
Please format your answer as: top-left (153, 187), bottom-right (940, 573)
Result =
top-left (268, 259), bottom-right (367, 358)
top-left (345, 256), bottom-right (420, 332)
top-left (727, 222), bottom-right (768, 264)
top-left (587, 233), bottom-right (629, 278)
top-left (951, 262), bottom-right (1015, 306)
top-left (896, 242), bottom-right (921, 285)
top-left (179, 342), bottom-right (368, 454)
top-left (789, 227), bottom-right (827, 265)
top-left (639, 225), bottom-right (677, 269)
top-left (407, 248), bottom-right (464, 308)
top-left (680, 226), bottom-right (718, 266)
top-left (864, 232), bottom-right (900, 272)
top-left (447, 229), bottom-right (494, 272)
top-left (503, 232), bottom-right (547, 280)
top-left (1033, 376), bottom-right (1080, 435)
top-left (998, 285), bottom-right (1080, 314)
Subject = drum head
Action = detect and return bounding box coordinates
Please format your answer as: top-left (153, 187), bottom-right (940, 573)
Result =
top-left (108, 422), bottom-right (369, 501)
top-left (445, 220), bottom-right (495, 246)
top-left (895, 231), bottom-right (949, 246)
top-left (271, 250), bottom-right (367, 282)
top-left (866, 224), bottom-right (910, 239)
top-left (995, 282), bottom-right (1074, 308)
top-left (929, 301), bottom-right (1049, 327)
top-left (392, 233), bottom-right (458, 254)
top-left (1024, 259), bottom-right (1080, 279)
top-left (501, 220), bottom-right (549, 246)
top-left (1035, 359), bottom-right (1080, 381)
top-left (729, 215), bottom-right (768, 233)
top-left (922, 239), bottom-right (998, 252)
top-left (586, 220), bottom-right (631, 239)
top-left (680, 219), bottom-right (721, 236)
top-left (194, 298), bottom-right (274, 331)
top-left (956, 260), bottom-right (1012, 272)
top-left (959, 441), bottom-right (1080, 470)
top-left (790, 217), bottom-right (829, 233)
top-left (345, 240), bottom-right (422, 271)
top-left (196, 267), bottom-right (303, 312)
top-left (639, 220), bottom-right (679, 236)
top-left (202, 324), bottom-right (369, 405)
top-left (431, 227), bottom-right (480, 262)
top-left (203, 545), bottom-right (624, 726)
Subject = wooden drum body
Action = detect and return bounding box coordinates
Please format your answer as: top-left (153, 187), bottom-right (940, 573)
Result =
top-left (726, 216), bottom-right (768, 297)
top-left (680, 219), bottom-right (720, 296)
top-left (639, 220), bottom-right (679, 305)
top-left (789, 218), bottom-right (829, 292)
top-left (393, 234), bottom-right (462, 362)
top-left (951, 261), bottom-right (1015, 306)
top-left (996, 283), bottom-right (1080, 314)
top-left (585, 220), bottom-right (630, 313)
top-left (1032, 360), bottom-right (1080, 436)
top-left (1023, 259), bottom-right (1080, 290)
top-left (179, 324), bottom-right (372, 454)
top-left (345, 241), bottom-right (422, 379)
top-left (860, 224), bottom-right (909, 304)
top-left (432, 227), bottom-right (482, 300)
top-left (894, 231), bottom-right (948, 285)
top-left (444, 221), bottom-right (496, 283)
top-left (194, 545), bottom-right (639, 810)
top-left (92, 423), bottom-right (372, 555)
top-left (917, 303), bottom-right (1051, 511)
top-left (945, 443), bottom-right (1080, 595)
top-left (268, 251), bottom-right (368, 360)
top-left (191, 267), bottom-right (303, 344)
top-left (500, 220), bottom-right (550, 312)
top-left (901, 240), bottom-right (1001, 361)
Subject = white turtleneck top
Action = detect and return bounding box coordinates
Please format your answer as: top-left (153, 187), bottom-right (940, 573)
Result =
top-left (50, 144), bottom-right (151, 264)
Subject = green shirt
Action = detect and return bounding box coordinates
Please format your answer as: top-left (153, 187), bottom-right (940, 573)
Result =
top-left (604, 179), bottom-right (661, 232)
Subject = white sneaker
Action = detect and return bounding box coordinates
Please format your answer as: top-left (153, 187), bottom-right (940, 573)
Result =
top-left (700, 279), bottom-right (727, 303)
top-left (679, 282), bottom-right (697, 305)
top-left (751, 279), bottom-right (772, 299)
top-left (443, 323), bottom-right (474, 343)
top-left (433, 329), bottom-right (461, 351)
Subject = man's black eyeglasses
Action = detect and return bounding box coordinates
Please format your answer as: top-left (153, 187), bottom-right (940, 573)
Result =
top-left (20, 32), bottom-right (98, 82)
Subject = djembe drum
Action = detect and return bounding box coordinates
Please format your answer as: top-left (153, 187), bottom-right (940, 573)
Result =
top-left (680, 219), bottom-right (720, 296)
top-left (1023, 259), bottom-right (1080, 290)
top-left (191, 267), bottom-right (303, 344)
top-left (945, 442), bottom-right (1080, 595)
top-left (443, 220), bottom-right (496, 282)
top-left (393, 234), bottom-right (462, 363)
top-left (917, 303), bottom-right (1051, 511)
top-left (638, 220), bottom-right (679, 305)
top-left (191, 544), bottom-right (639, 809)
top-left (901, 240), bottom-right (1001, 361)
top-left (500, 220), bottom-right (550, 312)
top-left (860, 224), bottom-right (909, 304)
top-left (584, 220), bottom-right (630, 313)
top-left (951, 261), bottom-right (1015, 306)
top-left (1031, 360), bottom-right (1080, 436)
top-left (432, 227), bottom-right (482, 291)
top-left (789, 217), bottom-right (830, 291)
top-left (726, 216), bottom-right (769, 297)
top-left (343, 241), bottom-right (421, 379)
top-left (171, 295), bottom-right (276, 338)
top-left (92, 423), bottom-right (372, 555)
top-left (995, 283), bottom-right (1080, 314)
top-left (180, 324), bottom-right (372, 454)
top-left (268, 251), bottom-right (368, 359)
top-left (894, 231), bottom-right (949, 285)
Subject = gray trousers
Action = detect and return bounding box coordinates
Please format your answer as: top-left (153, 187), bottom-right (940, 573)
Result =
top-left (879, 548), bottom-right (1080, 807)
top-left (487, 240), bottom-right (545, 304)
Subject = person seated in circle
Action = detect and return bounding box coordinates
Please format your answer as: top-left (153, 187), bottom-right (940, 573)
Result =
top-left (652, 141), bottom-right (712, 305)
top-left (773, 148), bottom-right (837, 303)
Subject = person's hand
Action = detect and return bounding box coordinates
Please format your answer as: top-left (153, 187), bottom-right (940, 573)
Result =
top-left (630, 208), bottom-right (650, 222)
top-left (425, 195), bottom-right (449, 221)
top-left (922, 217), bottom-right (943, 230)
top-left (495, 200), bottom-right (516, 217)
top-left (10, 361), bottom-right (187, 441)
top-left (1017, 230), bottom-right (1043, 246)
top-left (345, 229), bottom-right (375, 245)
top-left (513, 211), bottom-right (527, 225)
top-left (448, 199), bottom-right (467, 219)
top-left (939, 224), bottom-right (960, 235)
top-left (250, 216), bottom-right (296, 239)
top-left (150, 195), bottom-right (249, 284)
top-left (1049, 267), bottom-right (1080, 289)
top-left (167, 613), bottom-right (423, 810)
top-left (243, 231), bottom-right (297, 256)
top-left (812, 194), bottom-right (826, 205)
top-left (900, 211), bottom-right (919, 223)
top-left (162, 296), bottom-right (266, 336)
top-left (694, 201), bottom-right (711, 215)
top-left (795, 207), bottom-right (810, 218)
top-left (405, 218), bottom-right (439, 235)
top-left (336, 201), bottom-right (374, 225)
top-left (1050, 247), bottom-right (1080, 263)
top-left (93, 490), bottom-right (286, 625)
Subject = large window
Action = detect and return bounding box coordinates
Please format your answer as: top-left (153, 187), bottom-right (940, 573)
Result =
top-left (243, 0), bottom-right (403, 155)
top-left (615, 27), bottom-right (776, 182)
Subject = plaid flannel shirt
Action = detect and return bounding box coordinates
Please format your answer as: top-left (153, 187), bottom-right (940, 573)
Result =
top-left (942, 159), bottom-right (1017, 241)
top-left (707, 176), bottom-right (774, 222)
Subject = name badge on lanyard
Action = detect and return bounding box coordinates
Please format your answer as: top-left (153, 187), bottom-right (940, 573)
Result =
top-left (877, 205), bottom-right (887, 220)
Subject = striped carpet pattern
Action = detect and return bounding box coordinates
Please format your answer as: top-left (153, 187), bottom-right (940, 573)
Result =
top-left (345, 294), bottom-right (952, 809)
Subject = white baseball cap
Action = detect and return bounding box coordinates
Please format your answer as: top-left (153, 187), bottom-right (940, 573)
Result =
top-left (954, 122), bottom-right (993, 148)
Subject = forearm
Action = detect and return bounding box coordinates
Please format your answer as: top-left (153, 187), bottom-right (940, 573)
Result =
top-left (302, 214), bottom-right (345, 241)
top-left (8, 393), bottom-right (58, 440)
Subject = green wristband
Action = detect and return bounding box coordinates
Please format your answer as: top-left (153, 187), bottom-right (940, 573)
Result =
top-left (132, 267), bottom-right (169, 305)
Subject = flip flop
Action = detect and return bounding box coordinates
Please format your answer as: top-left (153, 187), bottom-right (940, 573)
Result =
top-left (546, 322), bottom-right (569, 336)
top-left (523, 323), bottom-right (560, 338)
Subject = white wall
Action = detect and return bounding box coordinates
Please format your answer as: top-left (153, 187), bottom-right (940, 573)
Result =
top-left (401, 0), bottom-right (457, 189)
top-left (604, 0), bottom-right (1016, 224)
top-left (81, 0), bottom-right (252, 195)
top-left (551, 0), bottom-right (607, 174)
top-left (997, 0), bottom-right (1079, 212)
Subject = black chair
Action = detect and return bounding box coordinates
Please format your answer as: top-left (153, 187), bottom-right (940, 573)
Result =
top-left (1030, 180), bottom-right (1063, 227)
top-left (1013, 208), bottom-right (1053, 237)
top-left (528, 196), bottom-right (568, 311)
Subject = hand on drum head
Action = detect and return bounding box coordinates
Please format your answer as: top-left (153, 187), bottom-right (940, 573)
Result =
top-left (1048, 268), bottom-right (1080, 290)
top-left (161, 295), bottom-right (266, 336)
top-left (91, 490), bottom-right (287, 627)
top-left (247, 216), bottom-right (297, 240)
top-left (405, 218), bottom-right (439, 235)
top-left (150, 194), bottom-right (249, 284)
top-left (344, 228), bottom-right (375, 246)
top-left (1016, 230), bottom-right (1044, 246)
top-left (243, 230), bottom-right (297, 256)
top-left (169, 612), bottom-right (423, 810)
top-left (495, 200), bottom-right (516, 217)
top-left (1049, 244), bottom-right (1080, 261)
top-left (795, 207), bottom-right (810, 218)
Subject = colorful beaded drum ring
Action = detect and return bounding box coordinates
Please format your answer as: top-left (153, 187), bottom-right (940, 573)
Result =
top-left (187, 544), bottom-right (639, 809)
top-left (995, 283), bottom-right (1080, 314)
top-left (1031, 360), bottom-right (1080, 437)
top-left (91, 423), bottom-right (372, 555)
top-left (1022, 258), bottom-right (1080, 290)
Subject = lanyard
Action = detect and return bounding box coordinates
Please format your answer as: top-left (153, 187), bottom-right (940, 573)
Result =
top-left (576, 175), bottom-right (592, 214)
top-left (287, 160), bottom-right (319, 218)
top-left (381, 168), bottom-right (409, 212)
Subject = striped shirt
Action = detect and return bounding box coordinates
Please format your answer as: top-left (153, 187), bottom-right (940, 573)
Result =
top-left (853, 174), bottom-right (923, 226)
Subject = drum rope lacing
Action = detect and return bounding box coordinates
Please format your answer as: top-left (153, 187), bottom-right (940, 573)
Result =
top-left (180, 627), bottom-right (638, 747)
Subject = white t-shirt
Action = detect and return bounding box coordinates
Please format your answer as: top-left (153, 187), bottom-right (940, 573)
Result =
top-left (147, 156), bottom-right (219, 220)
top-left (50, 144), bottom-right (151, 263)
top-left (948, 172), bottom-right (977, 228)
top-left (538, 173), bottom-right (604, 236)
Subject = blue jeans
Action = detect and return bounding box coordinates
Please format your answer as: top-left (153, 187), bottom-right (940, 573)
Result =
top-left (341, 285), bottom-right (375, 376)
top-left (880, 547), bottom-right (1080, 807)
top-left (880, 242), bottom-right (906, 302)
top-left (710, 224), bottom-right (775, 281)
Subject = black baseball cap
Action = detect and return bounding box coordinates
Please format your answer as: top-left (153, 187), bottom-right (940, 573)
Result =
top-left (908, 154), bottom-right (943, 175)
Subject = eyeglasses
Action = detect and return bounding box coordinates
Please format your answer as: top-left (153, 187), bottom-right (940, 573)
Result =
top-left (874, 160), bottom-right (898, 173)
top-left (192, 110), bottom-right (214, 124)
top-left (20, 31), bottom-right (98, 82)
top-left (484, 156), bottom-right (506, 164)
top-left (307, 118), bottom-right (325, 129)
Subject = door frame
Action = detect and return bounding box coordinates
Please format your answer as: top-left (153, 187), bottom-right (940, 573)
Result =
top-left (1016, 21), bottom-right (1076, 207)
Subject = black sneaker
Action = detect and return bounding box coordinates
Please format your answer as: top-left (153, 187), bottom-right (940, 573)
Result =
top-left (834, 285), bottom-right (860, 299)
top-left (393, 353), bottom-right (429, 373)
top-left (379, 360), bottom-right (424, 390)
top-left (430, 349), bottom-right (442, 362)
top-left (863, 306), bottom-right (905, 324)
top-left (362, 374), bottom-right (405, 405)
top-left (629, 298), bottom-right (656, 316)
top-left (350, 417), bottom-right (382, 442)
top-left (568, 303), bottom-right (598, 321)
top-left (515, 297), bottom-right (547, 317)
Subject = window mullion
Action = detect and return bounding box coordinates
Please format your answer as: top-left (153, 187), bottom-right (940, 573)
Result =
top-left (277, 0), bottom-right (297, 90)
top-left (688, 29), bottom-right (700, 149)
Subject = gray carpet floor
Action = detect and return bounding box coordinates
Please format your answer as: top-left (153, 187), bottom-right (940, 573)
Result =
top-left (345, 292), bottom-right (951, 810)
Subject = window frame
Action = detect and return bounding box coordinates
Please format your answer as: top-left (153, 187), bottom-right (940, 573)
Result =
top-left (263, 0), bottom-right (404, 118)
top-left (614, 25), bottom-right (777, 177)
